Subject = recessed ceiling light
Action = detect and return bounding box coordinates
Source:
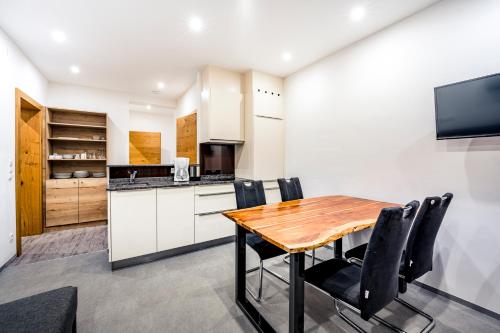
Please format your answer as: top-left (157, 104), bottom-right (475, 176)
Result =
top-left (146, 104), bottom-right (152, 110)
top-left (70, 65), bottom-right (80, 74)
top-left (350, 6), bottom-right (366, 21)
top-left (282, 52), bottom-right (292, 62)
top-left (51, 30), bottom-right (66, 43)
top-left (157, 82), bottom-right (165, 89)
top-left (188, 16), bottom-right (204, 32)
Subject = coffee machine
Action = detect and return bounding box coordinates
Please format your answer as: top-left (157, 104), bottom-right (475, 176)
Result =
top-left (174, 157), bottom-right (190, 182)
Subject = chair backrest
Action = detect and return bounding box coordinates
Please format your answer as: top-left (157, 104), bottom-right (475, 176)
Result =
top-left (359, 200), bottom-right (419, 320)
top-left (277, 178), bottom-right (304, 202)
top-left (234, 180), bottom-right (267, 209)
top-left (403, 193), bottom-right (453, 282)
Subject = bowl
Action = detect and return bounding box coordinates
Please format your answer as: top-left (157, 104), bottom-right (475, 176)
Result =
top-left (92, 172), bottom-right (106, 178)
top-left (53, 172), bottom-right (72, 179)
top-left (73, 171), bottom-right (90, 178)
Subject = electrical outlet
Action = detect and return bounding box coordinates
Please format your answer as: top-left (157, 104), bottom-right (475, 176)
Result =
top-left (9, 233), bottom-right (14, 242)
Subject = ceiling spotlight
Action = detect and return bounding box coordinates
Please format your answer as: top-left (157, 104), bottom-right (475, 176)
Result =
top-left (188, 16), bottom-right (204, 32)
top-left (282, 52), bottom-right (292, 62)
top-left (146, 104), bottom-right (152, 110)
top-left (350, 6), bottom-right (366, 21)
top-left (51, 30), bottom-right (66, 43)
top-left (70, 65), bottom-right (80, 74)
top-left (157, 82), bottom-right (165, 89)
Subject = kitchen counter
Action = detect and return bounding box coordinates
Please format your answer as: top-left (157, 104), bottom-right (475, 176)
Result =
top-left (107, 175), bottom-right (250, 191)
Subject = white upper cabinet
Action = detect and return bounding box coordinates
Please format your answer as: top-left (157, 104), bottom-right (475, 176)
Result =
top-left (208, 89), bottom-right (244, 142)
top-left (200, 66), bottom-right (245, 143)
top-left (253, 90), bottom-right (284, 119)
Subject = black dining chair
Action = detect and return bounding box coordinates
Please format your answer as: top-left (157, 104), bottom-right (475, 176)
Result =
top-left (234, 180), bottom-right (288, 302)
top-left (305, 201), bottom-right (419, 332)
top-left (278, 177), bottom-right (321, 266)
top-left (345, 193), bottom-right (453, 333)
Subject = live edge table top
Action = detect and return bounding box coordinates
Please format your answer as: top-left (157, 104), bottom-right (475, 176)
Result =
top-left (223, 195), bottom-right (400, 253)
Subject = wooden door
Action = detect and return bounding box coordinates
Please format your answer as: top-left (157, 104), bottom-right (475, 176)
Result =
top-left (45, 179), bottom-right (79, 227)
top-left (79, 178), bottom-right (107, 223)
top-left (16, 89), bottom-right (43, 243)
top-left (176, 113), bottom-right (197, 163)
top-left (129, 131), bottom-right (161, 164)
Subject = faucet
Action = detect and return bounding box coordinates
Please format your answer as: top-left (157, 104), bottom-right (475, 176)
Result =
top-left (128, 170), bottom-right (138, 184)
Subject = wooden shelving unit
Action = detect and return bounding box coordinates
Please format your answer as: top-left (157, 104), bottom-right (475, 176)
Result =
top-left (44, 108), bottom-right (108, 230)
top-left (46, 108), bottom-right (108, 178)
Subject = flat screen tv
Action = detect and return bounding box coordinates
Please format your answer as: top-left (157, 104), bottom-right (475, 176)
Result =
top-left (434, 73), bottom-right (500, 140)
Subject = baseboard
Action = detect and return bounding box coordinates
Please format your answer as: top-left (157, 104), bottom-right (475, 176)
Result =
top-left (413, 280), bottom-right (500, 321)
top-left (111, 236), bottom-right (235, 270)
top-left (0, 255), bottom-right (17, 272)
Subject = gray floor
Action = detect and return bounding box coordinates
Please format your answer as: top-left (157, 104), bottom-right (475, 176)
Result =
top-left (10, 225), bottom-right (107, 266)
top-left (0, 244), bottom-right (498, 333)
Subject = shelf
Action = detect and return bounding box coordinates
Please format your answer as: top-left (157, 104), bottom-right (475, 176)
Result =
top-left (48, 138), bottom-right (106, 143)
top-left (48, 122), bottom-right (107, 129)
top-left (48, 159), bottom-right (107, 162)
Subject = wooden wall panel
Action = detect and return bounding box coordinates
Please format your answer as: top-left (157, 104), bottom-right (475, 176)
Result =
top-left (176, 113), bottom-right (197, 164)
top-left (129, 131), bottom-right (161, 164)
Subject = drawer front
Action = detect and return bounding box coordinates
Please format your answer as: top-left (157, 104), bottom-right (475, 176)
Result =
top-left (195, 213), bottom-right (235, 243)
top-left (195, 192), bottom-right (236, 214)
top-left (195, 183), bottom-right (235, 196)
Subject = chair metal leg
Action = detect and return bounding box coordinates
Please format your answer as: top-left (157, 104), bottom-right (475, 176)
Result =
top-left (334, 300), bottom-right (366, 333)
top-left (334, 298), bottom-right (406, 333)
top-left (395, 297), bottom-right (435, 333)
top-left (246, 260), bottom-right (264, 302)
top-left (245, 259), bottom-right (290, 302)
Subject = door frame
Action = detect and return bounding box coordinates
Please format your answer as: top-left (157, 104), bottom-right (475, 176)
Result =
top-left (15, 88), bottom-right (44, 256)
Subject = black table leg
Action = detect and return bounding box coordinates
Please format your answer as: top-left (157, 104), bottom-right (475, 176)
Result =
top-left (334, 238), bottom-right (343, 259)
top-left (289, 252), bottom-right (305, 333)
top-left (235, 225), bottom-right (275, 333)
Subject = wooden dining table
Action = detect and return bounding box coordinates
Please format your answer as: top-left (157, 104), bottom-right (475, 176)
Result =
top-left (223, 195), bottom-right (399, 333)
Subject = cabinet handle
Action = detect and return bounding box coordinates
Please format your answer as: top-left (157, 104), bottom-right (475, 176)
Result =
top-left (196, 209), bottom-right (232, 216)
top-left (196, 191), bottom-right (235, 197)
top-left (255, 115), bottom-right (282, 120)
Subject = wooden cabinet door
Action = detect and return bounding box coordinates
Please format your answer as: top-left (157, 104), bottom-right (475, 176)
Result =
top-left (157, 187), bottom-right (194, 251)
top-left (46, 179), bottom-right (79, 227)
top-left (79, 178), bottom-right (107, 223)
top-left (109, 189), bottom-right (157, 261)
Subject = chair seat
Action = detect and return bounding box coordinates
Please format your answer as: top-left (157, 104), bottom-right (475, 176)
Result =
top-left (345, 243), bottom-right (406, 273)
top-left (0, 286), bottom-right (77, 333)
top-left (305, 259), bottom-right (361, 308)
top-left (247, 233), bottom-right (287, 260)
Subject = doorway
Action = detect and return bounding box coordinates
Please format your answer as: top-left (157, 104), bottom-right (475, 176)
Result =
top-left (15, 88), bottom-right (44, 256)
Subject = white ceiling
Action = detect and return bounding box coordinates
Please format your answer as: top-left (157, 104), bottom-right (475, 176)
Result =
top-left (0, 0), bottom-right (440, 105)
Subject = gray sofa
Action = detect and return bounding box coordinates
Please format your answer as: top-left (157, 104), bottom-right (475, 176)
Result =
top-left (0, 286), bottom-right (77, 333)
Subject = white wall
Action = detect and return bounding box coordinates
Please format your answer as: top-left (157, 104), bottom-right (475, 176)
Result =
top-left (0, 28), bottom-right (48, 267)
top-left (47, 83), bottom-right (130, 164)
top-left (285, 0), bottom-right (500, 314)
top-left (129, 110), bottom-right (176, 164)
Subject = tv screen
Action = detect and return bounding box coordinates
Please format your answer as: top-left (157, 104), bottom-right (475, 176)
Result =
top-left (434, 73), bottom-right (500, 139)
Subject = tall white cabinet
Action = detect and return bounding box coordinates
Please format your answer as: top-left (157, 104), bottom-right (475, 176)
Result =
top-left (236, 71), bottom-right (285, 181)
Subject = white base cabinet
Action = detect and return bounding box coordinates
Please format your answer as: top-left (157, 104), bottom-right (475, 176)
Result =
top-left (157, 187), bottom-right (195, 251)
top-left (195, 213), bottom-right (234, 243)
top-left (109, 189), bottom-right (157, 262)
